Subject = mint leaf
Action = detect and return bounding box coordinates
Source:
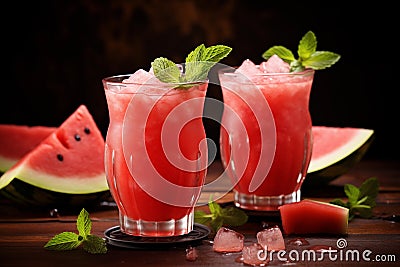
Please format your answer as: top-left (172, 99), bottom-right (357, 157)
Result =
top-left (208, 199), bottom-right (222, 215)
top-left (262, 46), bottom-right (295, 63)
top-left (83, 235), bottom-right (107, 254)
top-left (194, 210), bottom-right (212, 225)
top-left (194, 199), bottom-right (248, 233)
top-left (344, 184), bottom-right (360, 205)
top-left (184, 44), bottom-right (207, 82)
top-left (220, 206), bottom-right (248, 227)
top-left (302, 51), bottom-right (341, 70)
top-left (289, 60), bottom-right (304, 72)
top-left (152, 44), bottom-right (232, 87)
top-left (262, 30), bottom-right (340, 72)
top-left (329, 198), bottom-right (348, 208)
top-left (298, 30), bottom-right (317, 60)
top-left (44, 232), bottom-right (82, 251)
top-left (44, 208), bottom-right (107, 254)
top-left (77, 208), bottom-right (91, 238)
top-left (330, 177), bottom-right (379, 221)
top-left (186, 44), bottom-right (206, 63)
top-left (210, 216), bottom-right (224, 232)
top-left (353, 206), bottom-right (373, 219)
top-left (151, 57), bottom-right (181, 84)
top-left (201, 45), bottom-right (232, 63)
top-left (185, 44), bottom-right (232, 82)
top-left (359, 177), bottom-right (379, 207)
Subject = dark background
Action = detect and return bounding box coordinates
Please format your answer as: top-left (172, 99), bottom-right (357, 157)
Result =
top-left (2, 0), bottom-right (398, 160)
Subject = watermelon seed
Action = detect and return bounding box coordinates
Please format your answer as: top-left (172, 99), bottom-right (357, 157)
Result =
top-left (57, 154), bottom-right (64, 161)
top-left (84, 127), bottom-right (91, 134)
top-left (75, 134), bottom-right (81, 141)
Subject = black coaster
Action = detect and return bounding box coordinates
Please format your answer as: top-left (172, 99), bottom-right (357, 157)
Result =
top-left (104, 223), bottom-right (210, 249)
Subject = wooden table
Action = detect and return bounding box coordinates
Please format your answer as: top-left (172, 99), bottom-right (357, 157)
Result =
top-left (0, 159), bottom-right (399, 266)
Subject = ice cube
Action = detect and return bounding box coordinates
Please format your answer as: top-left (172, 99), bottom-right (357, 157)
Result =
top-left (120, 69), bottom-right (162, 93)
top-left (123, 69), bottom-right (155, 84)
top-left (236, 59), bottom-right (263, 77)
top-left (242, 243), bottom-right (269, 266)
top-left (259, 54), bottom-right (290, 73)
top-left (256, 225), bottom-right (286, 251)
top-left (213, 227), bottom-right (244, 253)
top-left (185, 246), bottom-right (198, 261)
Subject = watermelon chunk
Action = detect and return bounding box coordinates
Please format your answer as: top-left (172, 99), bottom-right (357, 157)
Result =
top-left (279, 199), bottom-right (349, 235)
top-left (0, 125), bottom-right (56, 173)
top-left (0, 105), bottom-right (109, 207)
top-left (305, 126), bottom-right (374, 185)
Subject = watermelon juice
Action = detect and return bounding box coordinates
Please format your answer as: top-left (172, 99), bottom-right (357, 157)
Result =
top-left (219, 63), bottom-right (314, 211)
top-left (103, 72), bottom-right (208, 236)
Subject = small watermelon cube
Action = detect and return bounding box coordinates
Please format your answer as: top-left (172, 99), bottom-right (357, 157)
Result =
top-left (279, 199), bottom-right (349, 235)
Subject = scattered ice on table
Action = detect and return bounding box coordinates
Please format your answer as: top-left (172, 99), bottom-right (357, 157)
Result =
top-left (185, 246), bottom-right (198, 261)
top-left (259, 54), bottom-right (290, 73)
top-left (256, 225), bottom-right (286, 251)
top-left (213, 227), bottom-right (245, 253)
top-left (242, 243), bottom-right (269, 266)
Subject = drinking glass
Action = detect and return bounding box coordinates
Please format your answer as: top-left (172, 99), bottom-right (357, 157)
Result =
top-left (103, 74), bottom-right (208, 236)
top-left (219, 68), bottom-right (314, 211)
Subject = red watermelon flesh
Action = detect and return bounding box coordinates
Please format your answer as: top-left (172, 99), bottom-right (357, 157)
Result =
top-left (0, 125), bottom-right (56, 172)
top-left (308, 126), bottom-right (374, 174)
top-left (0, 105), bottom-right (108, 194)
top-left (279, 199), bottom-right (349, 235)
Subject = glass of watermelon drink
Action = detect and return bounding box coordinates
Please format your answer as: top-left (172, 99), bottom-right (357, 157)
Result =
top-left (103, 69), bottom-right (208, 236)
top-left (219, 57), bottom-right (314, 211)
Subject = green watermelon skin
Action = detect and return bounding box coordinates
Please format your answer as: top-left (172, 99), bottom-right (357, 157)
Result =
top-left (304, 135), bottom-right (374, 186)
top-left (0, 179), bottom-right (110, 208)
top-left (303, 126), bottom-right (374, 189)
top-left (0, 105), bottom-right (110, 207)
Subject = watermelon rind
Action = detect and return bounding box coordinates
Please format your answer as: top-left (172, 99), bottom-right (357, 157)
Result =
top-left (304, 128), bottom-right (374, 187)
top-left (0, 105), bottom-right (110, 207)
top-left (0, 178), bottom-right (110, 208)
top-left (279, 199), bottom-right (349, 235)
top-left (0, 156), bottom-right (17, 174)
top-left (0, 164), bottom-right (109, 194)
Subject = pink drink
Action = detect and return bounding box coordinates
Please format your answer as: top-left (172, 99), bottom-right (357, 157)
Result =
top-left (103, 73), bottom-right (208, 236)
top-left (219, 64), bottom-right (314, 211)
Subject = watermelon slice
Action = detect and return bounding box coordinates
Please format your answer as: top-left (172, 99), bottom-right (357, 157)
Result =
top-left (279, 199), bottom-right (349, 235)
top-left (0, 125), bottom-right (56, 173)
top-left (305, 126), bottom-right (374, 185)
top-left (0, 105), bottom-right (109, 207)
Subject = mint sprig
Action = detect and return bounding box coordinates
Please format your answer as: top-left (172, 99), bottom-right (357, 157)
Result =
top-left (194, 197), bottom-right (248, 233)
top-left (330, 177), bottom-right (379, 221)
top-left (44, 208), bottom-right (107, 254)
top-left (262, 30), bottom-right (341, 72)
top-left (151, 44), bottom-right (232, 88)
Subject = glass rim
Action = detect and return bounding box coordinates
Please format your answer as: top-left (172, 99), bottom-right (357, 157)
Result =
top-left (102, 74), bottom-right (208, 87)
top-left (218, 66), bottom-right (315, 77)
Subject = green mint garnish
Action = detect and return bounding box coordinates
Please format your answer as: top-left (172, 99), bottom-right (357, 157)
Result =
top-left (44, 208), bottom-right (107, 254)
top-left (151, 44), bottom-right (232, 88)
top-left (330, 177), bottom-right (379, 221)
top-left (262, 30), bottom-right (341, 72)
top-left (194, 197), bottom-right (248, 233)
